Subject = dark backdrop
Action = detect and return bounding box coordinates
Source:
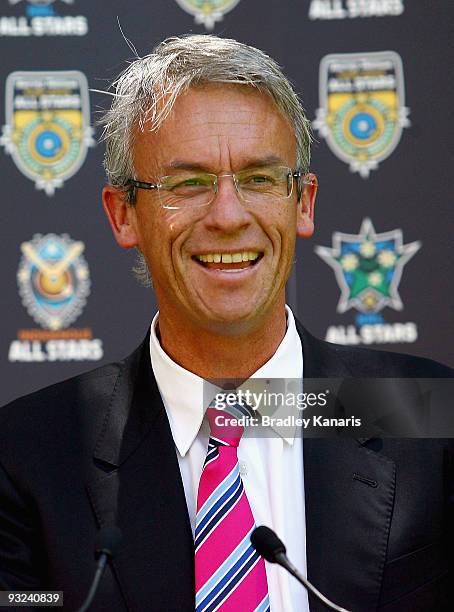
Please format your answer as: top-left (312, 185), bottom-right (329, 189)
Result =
top-left (1, 0), bottom-right (452, 405)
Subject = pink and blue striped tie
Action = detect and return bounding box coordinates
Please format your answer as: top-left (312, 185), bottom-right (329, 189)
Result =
top-left (195, 406), bottom-right (270, 612)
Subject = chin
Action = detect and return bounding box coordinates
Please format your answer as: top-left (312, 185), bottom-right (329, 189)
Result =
top-left (195, 305), bottom-right (268, 334)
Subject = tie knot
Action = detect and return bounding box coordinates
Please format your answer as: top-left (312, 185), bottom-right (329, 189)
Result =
top-left (206, 407), bottom-right (244, 447)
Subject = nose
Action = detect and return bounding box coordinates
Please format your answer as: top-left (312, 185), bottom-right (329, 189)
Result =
top-left (202, 174), bottom-right (251, 234)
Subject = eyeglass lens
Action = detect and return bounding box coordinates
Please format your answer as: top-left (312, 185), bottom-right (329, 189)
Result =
top-left (157, 166), bottom-right (303, 209)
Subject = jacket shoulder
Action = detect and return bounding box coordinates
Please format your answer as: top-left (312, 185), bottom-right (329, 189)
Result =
top-left (1, 333), bottom-right (149, 423)
top-left (1, 360), bottom-right (119, 419)
top-left (328, 340), bottom-right (453, 377)
top-left (0, 365), bottom-right (125, 467)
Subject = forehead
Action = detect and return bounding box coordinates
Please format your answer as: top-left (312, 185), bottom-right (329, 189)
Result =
top-left (132, 83), bottom-right (296, 173)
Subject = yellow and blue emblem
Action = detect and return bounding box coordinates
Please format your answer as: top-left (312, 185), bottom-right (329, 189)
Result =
top-left (10, 1), bottom-right (59, 16)
top-left (1, 71), bottom-right (94, 195)
top-left (17, 233), bottom-right (90, 330)
top-left (313, 52), bottom-right (410, 177)
top-left (174, 0), bottom-right (241, 30)
top-left (8, 0), bottom-right (73, 17)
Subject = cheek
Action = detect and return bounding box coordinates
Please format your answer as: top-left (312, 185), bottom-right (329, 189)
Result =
top-left (137, 208), bottom-right (194, 271)
top-left (266, 208), bottom-right (297, 247)
top-left (133, 210), bottom-right (166, 266)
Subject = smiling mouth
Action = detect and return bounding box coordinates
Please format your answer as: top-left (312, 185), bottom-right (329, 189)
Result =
top-left (193, 251), bottom-right (263, 272)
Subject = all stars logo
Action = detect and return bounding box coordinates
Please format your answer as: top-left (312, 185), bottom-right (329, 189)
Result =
top-left (308, 0), bottom-right (404, 20)
top-left (313, 52), bottom-right (410, 177)
top-left (1, 70), bottom-right (95, 195)
top-left (174, 0), bottom-right (241, 30)
top-left (1, 0), bottom-right (88, 37)
top-left (9, 0), bottom-right (72, 7)
top-left (315, 219), bottom-right (421, 345)
top-left (8, 233), bottom-right (103, 363)
top-left (17, 233), bottom-right (90, 330)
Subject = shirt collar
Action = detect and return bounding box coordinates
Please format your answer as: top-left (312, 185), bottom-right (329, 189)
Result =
top-left (149, 306), bottom-right (303, 456)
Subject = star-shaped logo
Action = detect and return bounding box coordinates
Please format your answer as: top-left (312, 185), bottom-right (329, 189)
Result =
top-left (315, 218), bottom-right (421, 314)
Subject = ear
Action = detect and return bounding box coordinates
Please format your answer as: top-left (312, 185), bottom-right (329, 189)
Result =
top-left (102, 185), bottom-right (139, 249)
top-left (296, 173), bottom-right (318, 238)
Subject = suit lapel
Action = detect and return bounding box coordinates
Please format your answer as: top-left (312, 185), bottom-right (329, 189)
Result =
top-left (298, 323), bottom-right (396, 611)
top-left (86, 335), bottom-right (194, 611)
top-left (84, 322), bottom-right (396, 610)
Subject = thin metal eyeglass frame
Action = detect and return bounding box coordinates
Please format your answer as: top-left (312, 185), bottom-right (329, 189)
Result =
top-left (126, 168), bottom-right (307, 207)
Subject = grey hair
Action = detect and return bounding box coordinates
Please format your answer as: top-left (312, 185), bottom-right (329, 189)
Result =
top-left (131, 247), bottom-right (153, 287)
top-left (101, 34), bottom-right (312, 196)
top-left (100, 34), bottom-right (313, 286)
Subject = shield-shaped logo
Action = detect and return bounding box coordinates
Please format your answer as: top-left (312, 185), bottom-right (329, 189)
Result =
top-left (8, 0), bottom-right (73, 11)
top-left (9, 1), bottom-right (61, 3)
top-left (313, 52), bottom-right (410, 178)
top-left (174, 0), bottom-right (241, 30)
top-left (315, 218), bottom-right (421, 317)
top-left (1, 71), bottom-right (94, 195)
top-left (17, 233), bottom-right (90, 330)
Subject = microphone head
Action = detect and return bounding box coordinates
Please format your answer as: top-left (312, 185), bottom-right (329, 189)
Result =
top-left (250, 526), bottom-right (286, 563)
top-left (95, 526), bottom-right (122, 560)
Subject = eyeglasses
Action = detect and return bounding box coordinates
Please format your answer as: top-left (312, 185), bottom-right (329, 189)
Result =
top-left (127, 166), bottom-right (315, 209)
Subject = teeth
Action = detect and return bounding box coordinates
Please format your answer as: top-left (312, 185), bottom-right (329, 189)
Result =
top-left (196, 251), bottom-right (260, 263)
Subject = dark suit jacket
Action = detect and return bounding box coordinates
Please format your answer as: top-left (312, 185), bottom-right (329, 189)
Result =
top-left (0, 322), bottom-right (453, 611)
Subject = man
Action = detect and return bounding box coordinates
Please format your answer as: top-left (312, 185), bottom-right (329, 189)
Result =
top-left (0, 35), bottom-right (452, 612)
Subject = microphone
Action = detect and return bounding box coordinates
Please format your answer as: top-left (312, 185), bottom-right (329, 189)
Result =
top-left (76, 526), bottom-right (122, 612)
top-left (251, 526), bottom-right (351, 612)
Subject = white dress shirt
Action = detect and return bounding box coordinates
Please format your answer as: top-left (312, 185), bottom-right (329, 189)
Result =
top-left (149, 306), bottom-right (309, 612)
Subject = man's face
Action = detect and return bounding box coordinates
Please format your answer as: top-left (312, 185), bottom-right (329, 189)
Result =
top-left (105, 84), bottom-right (316, 335)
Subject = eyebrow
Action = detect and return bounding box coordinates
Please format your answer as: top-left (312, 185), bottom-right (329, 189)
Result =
top-left (162, 155), bottom-right (288, 173)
